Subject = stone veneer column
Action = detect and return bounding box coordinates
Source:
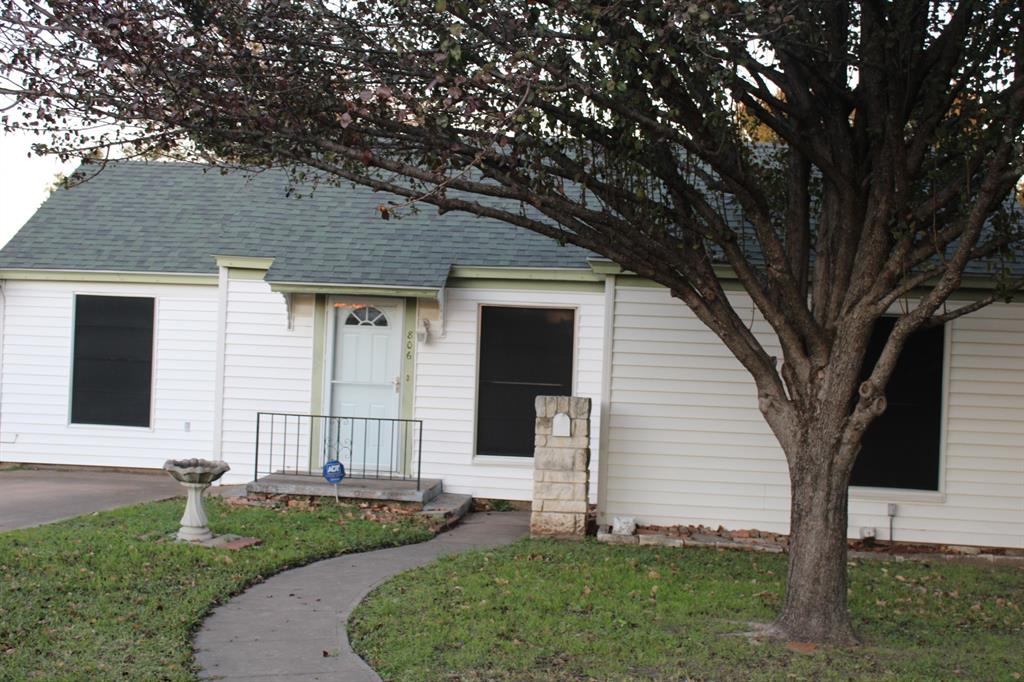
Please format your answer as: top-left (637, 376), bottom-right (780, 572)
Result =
top-left (530, 395), bottom-right (591, 537)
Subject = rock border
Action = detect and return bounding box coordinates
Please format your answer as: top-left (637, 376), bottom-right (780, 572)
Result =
top-left (596, 526), bottom-right (1024, 566)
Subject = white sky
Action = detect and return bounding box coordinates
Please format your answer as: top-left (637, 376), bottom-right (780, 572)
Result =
top-left (0, 131), bottom-right (78, 248)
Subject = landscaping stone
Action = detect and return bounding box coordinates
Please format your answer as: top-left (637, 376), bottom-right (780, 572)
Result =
top-left (948, 545), bottom-right (982, 555)
top-left (596, 523), bottom-right (1022, 563)
top-left (612, 516), bottom-right (637, 536)
top-left (596, 527), bottom-right (638, 544)
top-left (639, 534), bottom-right (684, 547)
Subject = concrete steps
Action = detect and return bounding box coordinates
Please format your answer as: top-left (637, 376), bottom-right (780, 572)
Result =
top-left (421, 492), bottom-right (474, 529)
top-left (246, 474), bottom-right (444, 505)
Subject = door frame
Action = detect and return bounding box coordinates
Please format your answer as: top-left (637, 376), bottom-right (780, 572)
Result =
top-left (319, 294), bottom-right (415, 475)
top-left (319, 296), bottom-right (411, 472)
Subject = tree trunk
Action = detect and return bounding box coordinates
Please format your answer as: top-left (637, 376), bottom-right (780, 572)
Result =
top-left (772, 447), bottom-right (858, 644)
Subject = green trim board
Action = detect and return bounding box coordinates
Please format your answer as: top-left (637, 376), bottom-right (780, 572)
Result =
top-left (401, 299), bottom-right (417, 422)
top-left (448, 266), bottom-right (601, 282)
top-left (594, 258), bottom-right (1015, 295)
top-left (0, 269), bottom-right (218, 285)
top-left (3, 259), bottom-right (1007, 299)
top-left (589, 259), bottom-right (736, 281)
top-left (226, 268), bottom-right (267, 280)
top-left (587, 258), bottom-right (622, 275)
top-left (447, 278), bottom-right (604, 293)
top-left (614, 273), bottom-right (1012, 297)
top-left (269, 282), bottom-right (439, 298)
top-left (614, 273), bottom-right (747, 292)
top-left (307, 294), bottom-right (328, 470)
top-left (310, 295), bottom-right (328, 414)
top-left (401, 298), bottom-right (419, 475)
top-left (213, 255), bottom-right (275, 270)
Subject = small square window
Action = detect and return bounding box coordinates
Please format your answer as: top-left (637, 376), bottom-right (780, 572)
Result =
top-left (71, 295), bottom-right (154, 427)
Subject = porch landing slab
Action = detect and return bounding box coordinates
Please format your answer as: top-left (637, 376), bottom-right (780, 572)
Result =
top-left (245, 474), bottom-right (443, 505)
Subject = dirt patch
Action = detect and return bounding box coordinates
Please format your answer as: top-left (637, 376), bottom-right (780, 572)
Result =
top-left (471, 498), bottom-right (532, 512)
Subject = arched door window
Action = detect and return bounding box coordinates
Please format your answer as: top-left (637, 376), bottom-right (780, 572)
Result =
top-left (345, 305), bottom-right (389, 327)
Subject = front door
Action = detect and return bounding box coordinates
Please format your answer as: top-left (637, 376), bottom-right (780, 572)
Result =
top-left (326, 300), bottom-right (404, 475)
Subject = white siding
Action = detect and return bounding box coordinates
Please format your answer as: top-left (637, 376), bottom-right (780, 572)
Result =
top-left (0, 280), bottom-right (218, 470)
top-left (414, 287), bottom-right (605, 501)
top-left (219, 279), bottom-right (314, 483)
top-left (603, 284), bottom-right (1024, 549)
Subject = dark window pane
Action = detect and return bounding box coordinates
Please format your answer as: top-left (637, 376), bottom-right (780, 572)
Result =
top-left (850, 317), bottom-right (943, 491)
top-left (477, 307), bottom-right (574, 456)
top-left (71, 296), bottom-right (154, 427)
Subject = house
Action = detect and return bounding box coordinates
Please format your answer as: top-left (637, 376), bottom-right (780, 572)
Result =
top-left (0, 161), bottom-right (1020, 549)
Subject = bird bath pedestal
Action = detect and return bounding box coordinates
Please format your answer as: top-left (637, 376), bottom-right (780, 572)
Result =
top-left (163, 459), bottom-right (230, 542)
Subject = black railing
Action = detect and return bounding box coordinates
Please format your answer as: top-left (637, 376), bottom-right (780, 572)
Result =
top-left (253, 412), bottom-right (423, 489)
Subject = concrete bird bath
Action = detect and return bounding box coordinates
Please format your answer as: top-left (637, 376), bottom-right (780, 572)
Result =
top-left (163, 459), bottom-right (230, 542)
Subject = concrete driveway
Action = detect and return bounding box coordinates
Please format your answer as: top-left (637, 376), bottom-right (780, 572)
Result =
top-left (0, 468), bottom-right (185, 532)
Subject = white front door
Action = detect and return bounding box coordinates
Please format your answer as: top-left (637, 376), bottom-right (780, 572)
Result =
top-left (326, 300), bottom-right (404, 474)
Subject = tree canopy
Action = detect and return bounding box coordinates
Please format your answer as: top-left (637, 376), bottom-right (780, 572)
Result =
top-left (2, 0), bottom-right (1023, 643)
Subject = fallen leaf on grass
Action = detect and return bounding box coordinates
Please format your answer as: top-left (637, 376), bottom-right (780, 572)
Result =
top-left (785, 641), bottom-right (817, 653)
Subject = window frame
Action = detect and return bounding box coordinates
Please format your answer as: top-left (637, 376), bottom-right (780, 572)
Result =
top-left (848, 315), bottom-right (951, 501)
top-left (67, 292), bottom-right (158, 430)
top-left (472, 302), bottom-right (579, 462)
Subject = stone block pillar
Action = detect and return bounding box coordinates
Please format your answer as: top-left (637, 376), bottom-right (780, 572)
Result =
top-left (531, 395), bottom-right (591, 538)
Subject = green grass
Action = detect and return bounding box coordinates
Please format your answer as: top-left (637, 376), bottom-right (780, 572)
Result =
top-left (350, 539), bottom-right (1024, 681)
top-left (0, 499), bottom-right (433, 681)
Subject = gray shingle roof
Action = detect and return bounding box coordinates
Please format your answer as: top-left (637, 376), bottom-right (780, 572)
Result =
top-left (1, 160), bottom-right (1019, 286)
top-left (0, 161), bottom-right (593, 287)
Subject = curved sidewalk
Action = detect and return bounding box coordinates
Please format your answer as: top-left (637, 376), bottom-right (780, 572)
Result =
top-left (194, 511), bottom-right (530, 681)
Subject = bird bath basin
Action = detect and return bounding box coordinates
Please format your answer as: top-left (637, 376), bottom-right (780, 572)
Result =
top-left (163, 459), bottom-right (230, 542)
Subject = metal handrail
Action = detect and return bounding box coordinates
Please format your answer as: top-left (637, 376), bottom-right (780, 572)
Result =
top-left (253, 412), bottom-right (423, 490)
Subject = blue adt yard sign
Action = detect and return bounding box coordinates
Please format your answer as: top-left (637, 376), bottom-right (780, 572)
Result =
top-left (322, 460), bottom-right (345, 484)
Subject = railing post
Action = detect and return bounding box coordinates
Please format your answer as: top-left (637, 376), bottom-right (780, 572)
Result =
top-left (416, 420), bottom-right (422, 490)
top-left (253, 412), bottom-right (261, 482)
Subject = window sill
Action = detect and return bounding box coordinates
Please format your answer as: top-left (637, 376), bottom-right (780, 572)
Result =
top-left (849, 486), bottom-right (945, 504)
top-left (473, 454), bottom-right (533, 466)
top-left (67, 422), bottom-right (154, 431)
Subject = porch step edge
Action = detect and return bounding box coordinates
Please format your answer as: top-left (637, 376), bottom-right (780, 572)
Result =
top-left (245, 475), bottom-right (443, 505)
top-left (421, 493), bottom-right (473, 530)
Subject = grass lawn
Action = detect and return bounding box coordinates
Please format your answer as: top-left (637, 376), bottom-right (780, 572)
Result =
top-left (350, 539), bottom-right (1024, 681)
top-left (0, 498), bottom-right (433, 680)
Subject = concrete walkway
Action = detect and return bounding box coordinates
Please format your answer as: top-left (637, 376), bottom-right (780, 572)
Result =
top-left (194, 511), bottom-right (530, 681)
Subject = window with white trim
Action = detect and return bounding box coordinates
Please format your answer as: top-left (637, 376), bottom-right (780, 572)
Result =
top-left (850, 317), bottom-right (944, 491)
top-left (71, 295), bottom-right (154, 427)
top-left (476, 306), bottom-right (574, 457)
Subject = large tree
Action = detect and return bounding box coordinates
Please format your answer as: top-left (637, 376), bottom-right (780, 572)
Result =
top-left (2, 0), bottom-right (1023, 643)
